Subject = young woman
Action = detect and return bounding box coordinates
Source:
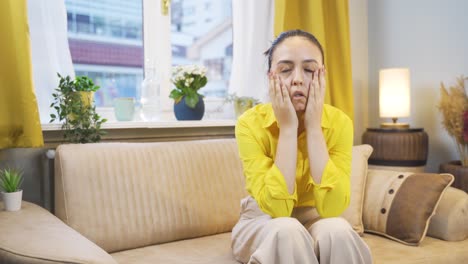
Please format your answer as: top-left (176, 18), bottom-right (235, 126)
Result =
top-left (231, 30), bottom-right (372, 264)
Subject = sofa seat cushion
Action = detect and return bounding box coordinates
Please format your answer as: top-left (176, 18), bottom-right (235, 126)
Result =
top-left (112, 231), bottom-right (468, 264)
top-left (363, 233), bottom-right (468, 263)
top-left (111, 232), bottom-right (238, 264)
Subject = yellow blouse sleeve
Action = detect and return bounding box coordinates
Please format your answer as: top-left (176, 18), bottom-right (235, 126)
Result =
top-left (235, 118), bottom-right (297, 218)
top-left (309, 115), bottom-right (353, 218)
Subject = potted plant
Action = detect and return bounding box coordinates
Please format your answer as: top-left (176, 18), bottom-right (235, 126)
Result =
top-left (50, 73), bottom-right (107, 143)
top-left (438, 76), bottom-right (468, 192)
top-left (0, 168), bottom-right (24, 211)
top-left (169, 65), bottom-right (208, 120)
top-left (225, 93), bottom-right (260, 118)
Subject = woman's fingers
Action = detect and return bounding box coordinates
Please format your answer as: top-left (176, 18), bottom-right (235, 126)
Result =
top-left (317, 68), bottom-right (326, 101)
top-left (275, 75), bottom-right (283, 103)
top-left (268, 72), bottom-right (275, 102)
top-left (269, 72), bottom-right (284, 107)
top-left (306, 80), bottom-right (312, 107)
top-left (320, 68), bottom-right (326, 97)
top-left (282, 85), bottom-right (290, 102)
top-left (281, 77), bottom-right (290, 102)
top-left (312, 70), bottom-right (319, 101)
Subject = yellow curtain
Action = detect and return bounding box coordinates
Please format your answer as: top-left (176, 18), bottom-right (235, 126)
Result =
top-left (0, 0), bottom-right (43, 148)
top-left (275, 0), bottom-right (354, 120)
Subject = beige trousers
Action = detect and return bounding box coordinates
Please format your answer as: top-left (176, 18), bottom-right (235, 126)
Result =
top-left (231, 196), bottom-right (373, 264)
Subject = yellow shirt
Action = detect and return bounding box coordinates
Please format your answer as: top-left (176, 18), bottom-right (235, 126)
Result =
top-left (235, 103), bottom-right (353, 218)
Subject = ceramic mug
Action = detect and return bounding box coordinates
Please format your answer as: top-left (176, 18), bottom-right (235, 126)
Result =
top-left (113, 97), bottom-right (135, 121)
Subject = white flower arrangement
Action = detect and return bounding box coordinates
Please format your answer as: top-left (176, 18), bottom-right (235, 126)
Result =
top-left (170, 65), bottom-right (208, 108)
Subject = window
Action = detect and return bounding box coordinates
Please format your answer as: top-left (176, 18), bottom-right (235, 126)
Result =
top-left (170, 0), bottom-right (232, 98)
top-left (34, 0), bottom-right (233, 123)
top-left (204, 58), bottom-right (224, 81)
top-left (65, 0), bottom-right (143, 108)
top-left (67, 12), bottom-right (74, 32)
top-left (76, 14), bottom-right (91, 33)
top-left (93, 16), bottom-right (106, 36)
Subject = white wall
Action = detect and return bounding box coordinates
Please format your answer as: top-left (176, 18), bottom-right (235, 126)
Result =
top-left (349, 0), bottom-right (369, 145)
top-left (367, 0), bottom-right (468, 172)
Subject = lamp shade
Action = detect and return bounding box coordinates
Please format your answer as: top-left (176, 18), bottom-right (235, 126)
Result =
top-left (379, 68), bottom-right (410, 118)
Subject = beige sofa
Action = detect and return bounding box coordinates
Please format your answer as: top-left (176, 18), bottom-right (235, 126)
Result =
top-left (0, 139), bottom-right (467, 263)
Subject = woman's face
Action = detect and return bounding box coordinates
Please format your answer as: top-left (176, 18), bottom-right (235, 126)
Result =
top-left (270, 36), bottom-right (323, 112)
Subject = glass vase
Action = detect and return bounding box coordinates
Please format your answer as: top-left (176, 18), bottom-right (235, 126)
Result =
top-left (140, 67), bottom-right (160, 121)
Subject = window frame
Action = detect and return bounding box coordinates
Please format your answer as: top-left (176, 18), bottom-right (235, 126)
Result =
top-left (41, 0), bottom-right (234, 127)
top-left (139, 0), bottom-right (233, 121)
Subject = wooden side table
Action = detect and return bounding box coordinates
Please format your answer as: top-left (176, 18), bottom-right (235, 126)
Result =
top-left (362, 128), bottom-right (429, 172)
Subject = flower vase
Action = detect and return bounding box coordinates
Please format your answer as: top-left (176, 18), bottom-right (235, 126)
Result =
top-left (140, 67), bottom-right (161, 121)
top-left (439, 161), bottom-right (468, 192)
top-left (68, 91), bottom-right (94, 121)
top-left (174, 96), bottom-right (205, 120)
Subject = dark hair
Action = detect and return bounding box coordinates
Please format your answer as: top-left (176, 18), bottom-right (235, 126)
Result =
top-left (264, 29), bottom-right (325, 71)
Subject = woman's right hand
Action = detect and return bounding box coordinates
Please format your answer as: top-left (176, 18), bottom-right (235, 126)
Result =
top-left (269, 72), bottom-right (298, 131)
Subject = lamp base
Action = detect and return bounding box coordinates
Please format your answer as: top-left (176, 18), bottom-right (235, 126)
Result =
top-left (380, 122), bottom-right (410, 129)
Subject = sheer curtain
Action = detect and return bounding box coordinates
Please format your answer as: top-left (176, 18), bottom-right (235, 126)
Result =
top-left (28, 0), bottom-right (75, 124)
top-left (229, 0), bottom-right (274, 103)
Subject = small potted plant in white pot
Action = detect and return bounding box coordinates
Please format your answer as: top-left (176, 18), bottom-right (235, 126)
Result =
top-left (0, 168), bottom-right (24, 211)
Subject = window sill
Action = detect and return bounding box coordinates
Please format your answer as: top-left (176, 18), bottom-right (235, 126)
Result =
top-left (42, 119), bottom-right (236, 148)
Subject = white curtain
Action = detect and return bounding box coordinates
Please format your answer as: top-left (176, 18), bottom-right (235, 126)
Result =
top-left (28, 0), bottom-right (75, 123)
top-left (229, 0), bottom-right (274, 103)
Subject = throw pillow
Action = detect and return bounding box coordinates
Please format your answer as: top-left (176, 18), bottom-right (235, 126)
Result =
top-left (341, 144), bottom-right (373, 236)
top-left (427, 186), bottom-right (468, 241)
top-left (363, 169), bottom-right (454, 246)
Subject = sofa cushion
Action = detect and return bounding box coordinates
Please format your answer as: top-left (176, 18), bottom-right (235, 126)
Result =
top-left (0, 202), bottom-right (116, 264)
top-left (110, 231), bottom-right (468, 264)
top-left (111, 232), bottom-right (238, 264)
top-left (363, 233), bottom-right (468, 263)
top-left (55, 139), bottom-right (248, 253)
top-left (427, 186), bottom-right (468, 241)
top-left (363, 169), bottom-right (453, 245)
top-left (341, 144), bottom-right (373, 235)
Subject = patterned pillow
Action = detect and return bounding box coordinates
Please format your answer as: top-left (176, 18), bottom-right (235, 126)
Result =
top-left (341, 144), bottom-right (373, 235)
top-left (363, 169), bottom-right (454, 246)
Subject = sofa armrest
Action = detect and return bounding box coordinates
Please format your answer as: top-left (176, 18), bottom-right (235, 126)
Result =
top-left (0, 201), bottom-right (117, 264)
top-left (427, 186), bottom-right (468, 241)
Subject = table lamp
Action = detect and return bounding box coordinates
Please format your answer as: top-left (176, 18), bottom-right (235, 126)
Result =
top-left (379, 68), bottom-right (410, 129)
top-left (363, 67), bottom-right (428, 172)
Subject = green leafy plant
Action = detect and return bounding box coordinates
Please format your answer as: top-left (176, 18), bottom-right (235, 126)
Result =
top-left (169, 65), bottom-right (208, 108)
top-left (50, 73), bottom-right (107, 143)
top-left (0, 168), bottom-right (23, 193)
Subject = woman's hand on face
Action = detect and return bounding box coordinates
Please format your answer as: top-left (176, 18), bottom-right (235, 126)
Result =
top-left (304, 67), bottom-right (326, 131)
top-left (269, 72), bottom-right (298, 131)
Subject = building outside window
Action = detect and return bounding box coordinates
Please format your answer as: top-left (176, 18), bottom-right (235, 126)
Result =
top-left (64, 0), bottom-right (232, 113)
top-left (65, 0), bottom-right (144, 108)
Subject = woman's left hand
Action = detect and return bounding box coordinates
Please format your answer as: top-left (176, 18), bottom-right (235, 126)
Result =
top-left (304, 67), bottom-right (326, 131)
